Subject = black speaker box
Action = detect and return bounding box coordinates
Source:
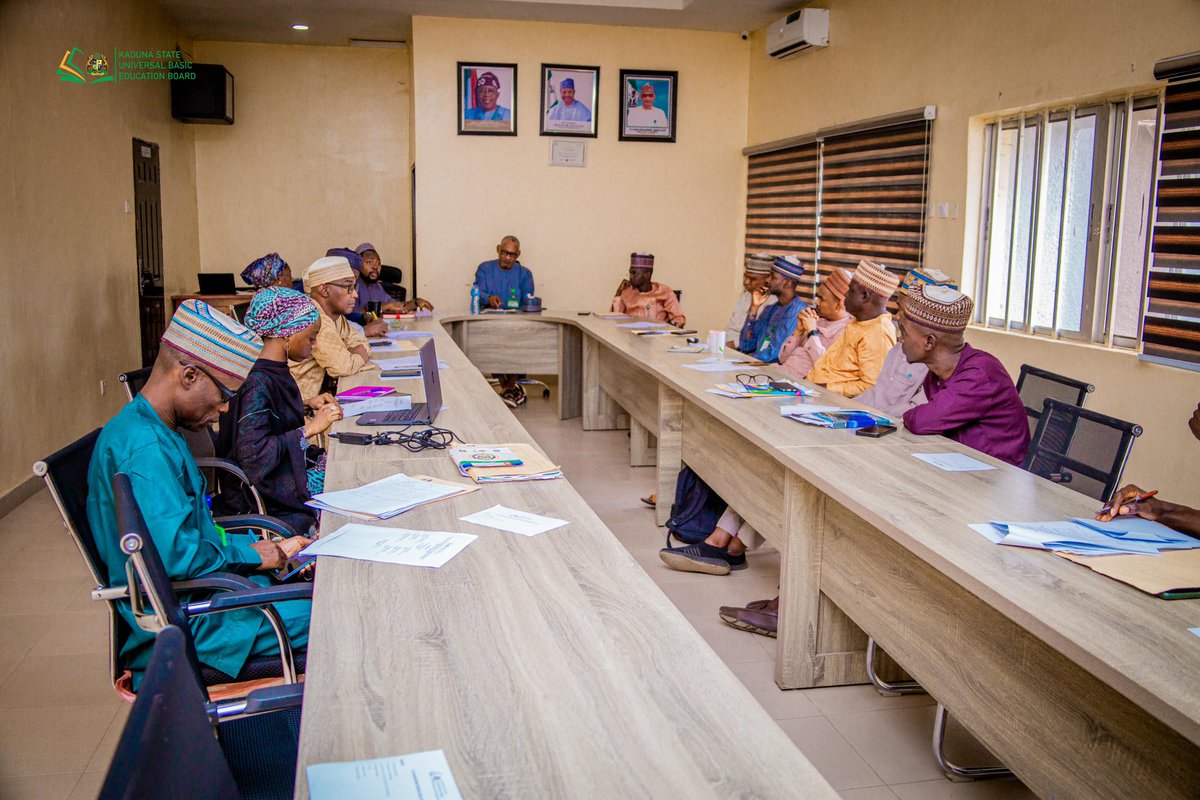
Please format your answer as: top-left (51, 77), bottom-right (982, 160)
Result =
top-left (171, 64), bottom-right (234, 124)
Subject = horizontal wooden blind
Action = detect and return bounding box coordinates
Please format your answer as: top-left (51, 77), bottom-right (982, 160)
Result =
top-left (1143, 75), bottom-right (1200, 366)
top-left (744, 142), bottom-right (820, 297)
top-left (818, 120), bottom-right (931, 312)
top-left (743, 114), bottom-right (931, 305)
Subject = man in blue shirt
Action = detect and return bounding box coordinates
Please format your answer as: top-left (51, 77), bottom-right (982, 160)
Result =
top-left (464, 71), bottom-right (511, 121)
top-left (474, 235), bottom-right (536, 406)
top-left (350, 242), bottom-right (433, 319)
top-left (737, 255), bottom-right (808, 363)
top-left (547, 77), bottom-right (591, 123)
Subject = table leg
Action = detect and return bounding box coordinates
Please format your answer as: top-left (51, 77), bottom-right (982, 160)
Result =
top-left (582, 335), bottom-right (621, 430)
top-left (655, 386), bottom-right (682, 527)
top-left (629, 421), bottom-right (657, 467)
top-left (558, 326), bottom-right (582, 420)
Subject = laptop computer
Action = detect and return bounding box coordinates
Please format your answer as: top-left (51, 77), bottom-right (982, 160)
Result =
top-left (355, 338), bottom-right (442, 426)
top-left (197, 272), bottom-right (238, 295)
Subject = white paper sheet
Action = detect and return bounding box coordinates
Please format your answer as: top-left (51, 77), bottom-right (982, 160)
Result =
top-left (668, 345), bottom-right (706, 353)
top-left (387, 330), bottom-right (434, 340)
top-left (778, 404), bottom-right (853, 416)
top-left (459, 504), bottom-right (569, 537)
top-left (968, 520), bottom-right (1165, 556)
top-left (617, 320), bottom-right (669, 329)
top-left (339, 395), bottom-right (413, 417)
top-left (912, 452), bottom-right (997, 472)
top-left (681, 361), bottom-right (756, 373)
top-left (307, 749), bottom-right (463, 800)
top-left (301, 523), bottom-right (477, 568)
top-left (308, 473), bottom-right (464, 518)
top-left (375, 356), bottom-right (450, 371)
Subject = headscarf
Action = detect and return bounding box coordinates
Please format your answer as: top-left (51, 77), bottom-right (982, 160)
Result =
top-left (240, 253), bottom-right (289, 289)
top-left (244, 287), bottom-right (320, 339)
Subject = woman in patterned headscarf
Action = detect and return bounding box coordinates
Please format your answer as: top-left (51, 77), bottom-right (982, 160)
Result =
top-left (240, 253), bottom-right (294, 291)
top-left (215, 287), bottom-right (342, 534)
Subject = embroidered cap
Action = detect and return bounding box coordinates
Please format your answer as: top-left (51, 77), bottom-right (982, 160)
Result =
top-left (630, 252), bottom-right (655, 270)
top-left (745, 253), bottom-right (774, 275)
top-left (902, 283), bottom-right (974, 333)
top-left (560, 78), bottom-right (575, 90)
top-left (900, 266), bottom-right (958, 296)
top-left (476, 72), bottom-right (501, 90)
top-left (851, 259), bottom-right (901, 299)
top-left (161, 299), bottom-right (262, 381)
top-left (240, 253), bottom-right (289, 289)
top-left (354, 242), bottom-right (378, 257)
top-left (303, 256), bottom-right (356, 292)
top-left (772, 255), bottom-right (805, 282)
top-left (821, 267), bottom-right (853, 301)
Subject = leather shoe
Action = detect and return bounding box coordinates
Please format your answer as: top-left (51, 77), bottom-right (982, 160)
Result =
top-left (718, 596), bottom-right (778, 637)
top-left (640, 493), bottom-right (657, 508)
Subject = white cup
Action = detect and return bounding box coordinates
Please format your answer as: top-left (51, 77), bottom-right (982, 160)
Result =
top-left (707, 330), bottom-right (725, 355)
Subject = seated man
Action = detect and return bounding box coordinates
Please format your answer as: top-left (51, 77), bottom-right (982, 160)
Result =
top-left (806, 259), bottom-right (900, 397)
top-left (86, 300), bottom-right (311, 687)
top-left (736, 255), bottom-right (807, 363)
top-left (724, 254), bottom-right (776, 348)
top-left (612, 252), bottom-right (686, 327)
top-left (475, 235), bottom-right (536, 407)
top-left (352, 242), bottom-right (433, 317)
top-left (1096, 401), bottom-right (1200, 537)
top-left (241, 252), bottom-right (293, 292)
top-left (856, 267), bottom-right (957, 416)
top-left (290, 256), bottom-right (378, 399)
top-left (779, 266), bottom-right (852, 379)
top-left (899, 283), bottom-right (1030, 465)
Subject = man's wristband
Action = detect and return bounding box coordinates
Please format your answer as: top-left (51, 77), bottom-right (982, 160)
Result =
top-left (807, 329), bottom-right (820, 338)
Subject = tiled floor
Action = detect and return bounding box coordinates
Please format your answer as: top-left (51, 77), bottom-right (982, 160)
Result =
top-left (0, 387), bottom-right (1036, 799)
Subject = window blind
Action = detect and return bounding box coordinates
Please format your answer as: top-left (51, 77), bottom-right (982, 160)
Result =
top-left (1143, 67), bottom-right (1200, 366)
top-left (742, 108), bottom-right (933, 304)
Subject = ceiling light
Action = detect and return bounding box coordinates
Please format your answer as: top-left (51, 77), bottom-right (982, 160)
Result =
top-left (292, 24), bottom-right (309, 31)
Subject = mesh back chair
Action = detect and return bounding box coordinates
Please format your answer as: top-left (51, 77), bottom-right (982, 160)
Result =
top-left (1016, 364), bottom-right (1094, 436)
top-left (1023, 398), bottom-right (1143, 502)
top-left (379, 264), bottom-right (408, 301)
top-left (98, 625), bottom-right (303, 800)
top-left (32, 431), bottom-right (306, 701)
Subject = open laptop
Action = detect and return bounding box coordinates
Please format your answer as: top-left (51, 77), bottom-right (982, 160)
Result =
top-left (197, 272), bottom-right (244, 295)
top-left (355, 338), bottom-right (442, 426)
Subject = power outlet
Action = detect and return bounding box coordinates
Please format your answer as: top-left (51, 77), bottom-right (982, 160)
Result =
top-left (99, 379), bottom-right (107, 396)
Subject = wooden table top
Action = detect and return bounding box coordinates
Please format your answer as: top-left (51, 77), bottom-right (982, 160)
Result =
top-left (297, 320), bottom-right (838, 798)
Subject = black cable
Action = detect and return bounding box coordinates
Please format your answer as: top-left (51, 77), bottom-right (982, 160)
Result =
top-left (331, 425), bottom-right (462, 452)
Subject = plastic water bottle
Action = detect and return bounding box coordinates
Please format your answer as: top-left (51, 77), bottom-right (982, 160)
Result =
top-left (507, 287), bottom-right (518, 309)
top-left (470, 283), bottom-right (481, 315)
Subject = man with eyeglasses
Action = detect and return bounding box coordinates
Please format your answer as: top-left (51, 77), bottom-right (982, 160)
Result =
top-left (474, 235), bottom-right (535, 406)
top-left (350, 242), bottom-right (434, 320)
top-left (290, 255), bottom-right (378, 399)
top-left (86, 300), bottom-right (313, 689)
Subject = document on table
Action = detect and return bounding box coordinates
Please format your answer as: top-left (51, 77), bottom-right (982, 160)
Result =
top-left (913, 452), bottom-right (996, 472)
top-left (1070, 516), bottom-right (1199, 548)
top-left (682, 360), bottom-right (756, 373)
top-left (967, 520), bottom-right (1184, 556)
top-left (339, 395), bottom-right (413, 417)
top-left (617, 320), bottom-right (669, 329)
top-left (308, 472), bottom-right (469, 519)
top-left (387, 329), bottom-right (434, 340)
top-left (460, 504), bottom-right (569, 536)
top-left (779, 404), bottom-right (854, 416)
top-left (307, 749), bottom-right (462, 800)
top-left (301, 523), bottom-right (477, 568)
top-left (375, 356), bottom-right (450, 371)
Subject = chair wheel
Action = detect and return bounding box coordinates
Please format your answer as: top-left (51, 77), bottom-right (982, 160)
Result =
top-left (542, 390), bottom-right (550, 398)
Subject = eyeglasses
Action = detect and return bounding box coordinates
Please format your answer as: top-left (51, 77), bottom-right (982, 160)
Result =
top-left (499, 250), bottom-right (520, 258)
top-left (329, 280), bottom-right (357, 292)
top-left (736, 373), bottom-right (771, 390)
top-left (180, 361), bottom-right (237, 402)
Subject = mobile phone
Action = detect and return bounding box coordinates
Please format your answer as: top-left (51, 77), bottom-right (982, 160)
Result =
top-left (669, 329), bottom-right (698, 335)
top-left (855, 424), bottom-right (897, 438)
top-left (577, 311), bottom-right (592, 316)
top-left (274, 554), bottom-right (316, 582)
top-left (768, 380), bottom-right (801, 392)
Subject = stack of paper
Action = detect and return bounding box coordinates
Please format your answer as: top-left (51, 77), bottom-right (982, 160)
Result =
top-left (336, 386), bottom-right (395, 402)
top-left (308, 473), bottom-right (475, 520)
top-left (780, 405), bottom-right (891, 428)
top-left (595, 313), bottom-right (630, 320)
top-left (340, 395), bottom-right (413, 417)
top-left (376, 355), bottom-right (450, 378)
top-left (447, 445), bottom-right (524, 468)
top-left (708, 382), bottom-right (816, 399)
top-left (968, 517), bottom-right (1200, 557)
top-left (452, 442), bottom-right (563, 483)
top-left (618, 320), bottom-right (669, 330)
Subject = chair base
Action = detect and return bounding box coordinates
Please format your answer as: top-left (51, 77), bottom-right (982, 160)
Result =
top-left (866, 637), bottom-right (925, 696)
top-left (933, 703), bottom-right (1014, 782)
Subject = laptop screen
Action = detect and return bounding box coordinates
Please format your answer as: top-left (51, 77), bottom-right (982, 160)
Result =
top-left (419, 338), bottom-right (442, 424)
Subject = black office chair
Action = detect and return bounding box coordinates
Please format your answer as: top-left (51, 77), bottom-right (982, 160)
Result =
top-left (230, 301), bottom-right (251, 324)
top-left (380, 264), bottom-right (408, 301)
top-left (98, 625), bottom-right (303, 800)
top-left (1015, 364), bottom-right (1094, 436)
top-left (32, 432), bottom-right (305, 701)
top-left (1023, 398), bottom-right (1143, 502)
top-left (116, 366), bottom-right (266, 514)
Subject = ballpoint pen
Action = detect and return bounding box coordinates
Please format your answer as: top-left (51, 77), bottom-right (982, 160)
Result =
top-left (1099, 489), bottom-right (1158, 516)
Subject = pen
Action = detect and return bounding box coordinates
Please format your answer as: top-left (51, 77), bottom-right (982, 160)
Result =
top-left (1099, 489), bottom-right (1158, 516)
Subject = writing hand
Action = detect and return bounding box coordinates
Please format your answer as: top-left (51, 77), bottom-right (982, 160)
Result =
top-left (488, 295), bottom-right (503, 309)
top-left (1096, 484), bottom-right (1163, 521)
top-left (364, 320), bottom-right (389, 338)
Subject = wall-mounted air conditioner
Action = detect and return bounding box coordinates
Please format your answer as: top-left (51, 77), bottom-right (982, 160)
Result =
top-left (766, 8), bottom-right (830, 60)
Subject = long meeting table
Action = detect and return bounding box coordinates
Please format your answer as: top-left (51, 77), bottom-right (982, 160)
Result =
top-left (425, 309), bottom-right (1200, 799)
top-left (294, 317), bottom-right (838, 798)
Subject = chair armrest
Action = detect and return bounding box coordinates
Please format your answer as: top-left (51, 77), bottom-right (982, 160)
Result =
top-left (243, 682), bottom-right (304, 715)
top-left (185, 583), bottom-right (313, 616)
top-left (197, 458), bottom-right (267, 514)
top-left (172, 572), bottom-right (260, 593)
top-left (215, 514), bottom-right (301, 540)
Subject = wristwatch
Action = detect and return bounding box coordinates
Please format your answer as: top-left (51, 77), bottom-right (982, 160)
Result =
top-left (806, 329), bottom-right (820, 338)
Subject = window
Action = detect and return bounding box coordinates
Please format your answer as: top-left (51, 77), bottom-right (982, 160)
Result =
top-left (975, 94), bottom-right (1161, 347)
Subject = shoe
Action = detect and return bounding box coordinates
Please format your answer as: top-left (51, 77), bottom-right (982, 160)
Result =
top-left (659, 542), bottom-right (746, 575)
top-left (640, 493), bottom-right (657, 507)
top-left (500, 388), bottom-right (519, 408)
top-left (718, 596), bottom-right (779, 637)
top-left (513, 384), bottom-right (527, 406)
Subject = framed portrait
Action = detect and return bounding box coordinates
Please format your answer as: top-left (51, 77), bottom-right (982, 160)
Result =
top-left (619, 69), bottom-right (677, 142)
top-left (458, 62), bottom-right (517, 136)
top-left (539, 64), bottom-right (599, 138)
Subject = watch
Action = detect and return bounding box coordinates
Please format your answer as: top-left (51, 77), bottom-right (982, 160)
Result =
top-left (807, 329), bottom-right (821, 338)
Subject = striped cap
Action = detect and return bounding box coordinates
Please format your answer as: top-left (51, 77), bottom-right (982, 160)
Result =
top-left (772, 255), bottom-right (805, 282)
top-left (745, 253), bottom-right (774, 275)
top-left (900, 266), bottom-right (958, 296)
top-left (821, 267), bottom-right (853, 300)
top-left (902, 283), bottom-right (974, 333)
top-left (630, 252), bottom-right (655, 269)
top-left (852, 259), bottom-right (901, 299)
top-left (161, 299), bottom-right (262, 381)
top-left (303, 256), bottom-right (356, 292)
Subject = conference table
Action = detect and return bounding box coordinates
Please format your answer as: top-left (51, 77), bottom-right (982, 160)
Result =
top-left (296, 309), bottom-right (1200, 800)
top-left (294, 316), bottom-right (838, 798)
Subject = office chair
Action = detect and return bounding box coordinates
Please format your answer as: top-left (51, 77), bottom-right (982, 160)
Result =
top-left (379, 264), bottom-right (408, 301)
top-left (33, 432), bottom-right (305, 701)
top-left (1023, 398), bottom-right (1143, 502)
top-left (230, 301), bottom-right (251, 324)
top-left (98, 625), bottom-right (303, 800)
top-left (1015, 364), bottom-right (1094, 436)
top-left (116, 365), bottom-right (266, 514)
